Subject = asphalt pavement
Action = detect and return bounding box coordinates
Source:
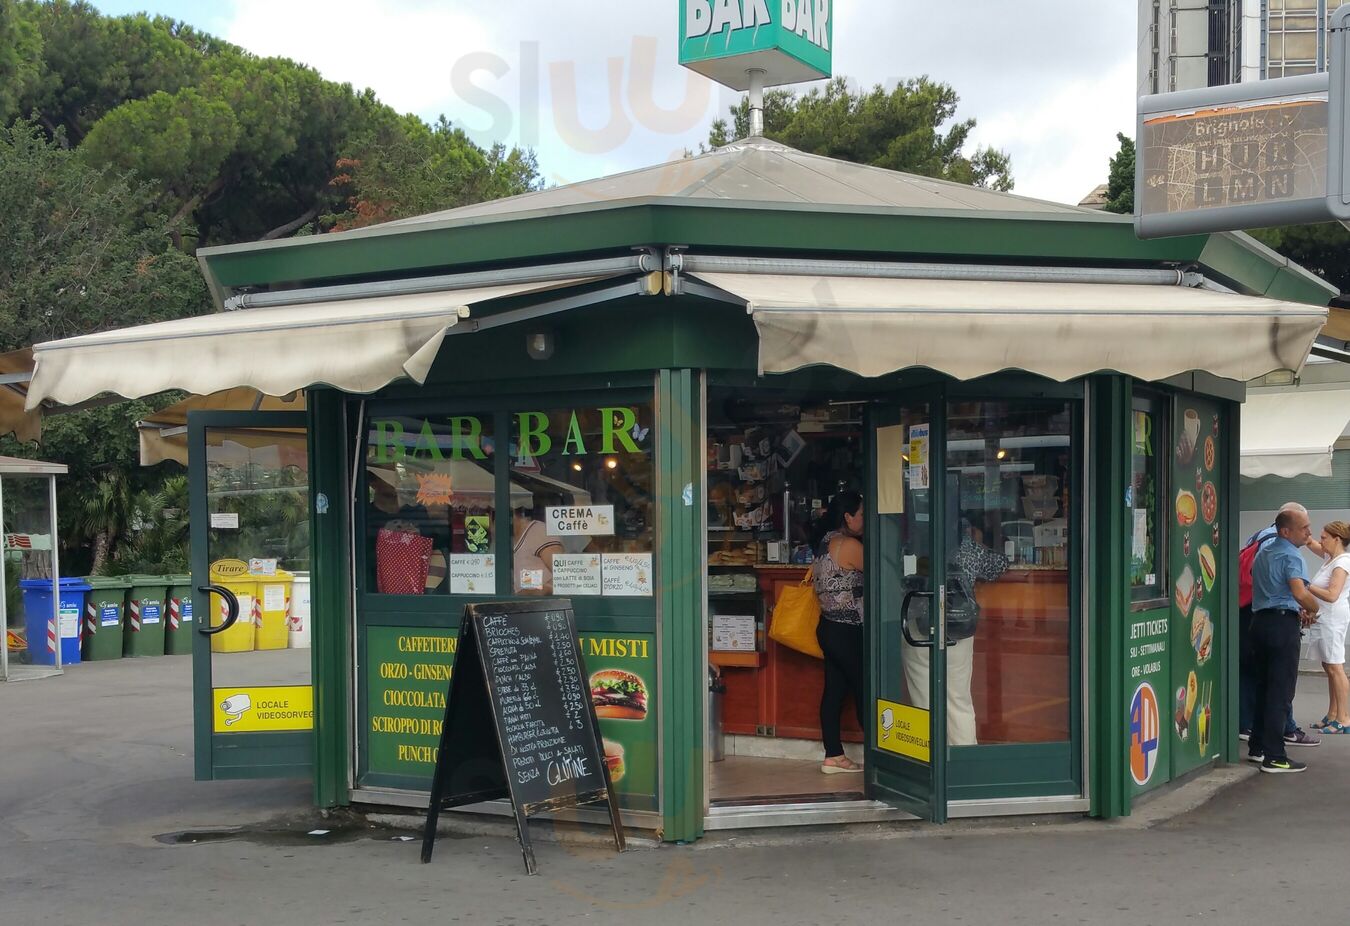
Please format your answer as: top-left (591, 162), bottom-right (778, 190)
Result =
top-left (2, 655), bottom-right (1349, 926)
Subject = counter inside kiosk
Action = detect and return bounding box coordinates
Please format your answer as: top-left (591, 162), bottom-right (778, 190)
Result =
top-left (706, 388), bottom-right (1074, 805)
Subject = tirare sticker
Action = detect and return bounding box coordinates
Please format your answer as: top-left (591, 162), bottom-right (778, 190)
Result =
top-left (100, 605), bottom-right (120, 627)
top-left (213, 685), bottom-right (314, 733)
top-left (141, 603), bottom-right (162, 625)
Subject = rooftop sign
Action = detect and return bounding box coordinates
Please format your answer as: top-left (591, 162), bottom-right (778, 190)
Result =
top-left (679, 0), bottom-right (833, 90)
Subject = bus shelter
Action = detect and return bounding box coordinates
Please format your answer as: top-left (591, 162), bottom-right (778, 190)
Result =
top-left (0, 455), bottom-right (69, 682)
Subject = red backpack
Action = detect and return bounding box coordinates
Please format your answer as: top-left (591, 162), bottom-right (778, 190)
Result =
top-left (1237, 531), bottom-right (1276, 609)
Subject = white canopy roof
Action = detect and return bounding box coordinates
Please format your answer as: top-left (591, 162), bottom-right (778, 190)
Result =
top-left (692, 272), bottom-right (1328, 384)
top-left (25, 280), bottom-right (586, 410)
top-left (1240, 389), bottom-right (1350, 479)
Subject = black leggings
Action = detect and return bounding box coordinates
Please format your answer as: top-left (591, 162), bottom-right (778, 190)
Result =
top-left (817, 619), bottom-right (865, 757)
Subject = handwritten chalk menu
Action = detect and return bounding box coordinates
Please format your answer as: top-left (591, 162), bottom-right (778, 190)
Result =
top-left (420, 599), bottom-right (624, 874)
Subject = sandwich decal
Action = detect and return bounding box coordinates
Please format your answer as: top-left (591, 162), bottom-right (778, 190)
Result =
top-left (1175, 564), bottom-right (1197, 617)
top-left (589, 670), bottom-right (648, 721)
top-left (1197, 545), bottom-right (1216, 591)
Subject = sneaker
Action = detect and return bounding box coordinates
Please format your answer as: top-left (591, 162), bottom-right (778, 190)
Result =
top-left (1246, 752), bottom-right (1264, 763)
top-left (1238, 730), bottom-right (1251, 741)
top-left (1285, 728), bottom-right (1321, 747)
top-left (1260, 757), bottom-right (1307, 774)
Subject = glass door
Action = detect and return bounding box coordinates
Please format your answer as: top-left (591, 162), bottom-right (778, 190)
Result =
top-left (866, 395), bottom-right (948, 822)
top-left (190, 411), bottom-right (313, 781)
top-left (942, 394), bottom-right (1081, 801)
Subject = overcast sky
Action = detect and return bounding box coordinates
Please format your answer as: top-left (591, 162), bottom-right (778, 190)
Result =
top-left (93, 1), bottom-right (1137, 205)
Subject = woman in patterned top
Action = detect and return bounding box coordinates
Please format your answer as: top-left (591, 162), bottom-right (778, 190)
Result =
top-left (812, 491), bottom-right (865, 774)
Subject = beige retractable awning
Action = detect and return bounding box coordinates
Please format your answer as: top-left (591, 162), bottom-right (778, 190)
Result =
top-left (26, 279), bottom-right (592, 410)
top-left (692, 273), bottom-right (1329, 383)
top-left (136, 389), bottom-right (307, 466)
top-left (1240, 390), bottom-right (1350, 479)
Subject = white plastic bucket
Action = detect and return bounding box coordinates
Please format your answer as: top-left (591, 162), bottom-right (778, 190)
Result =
top-left (287, 572), bottom-right (311, 649)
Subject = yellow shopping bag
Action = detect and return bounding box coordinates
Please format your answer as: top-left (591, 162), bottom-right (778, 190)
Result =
top-left (768, 567), bottom-right (823, 659)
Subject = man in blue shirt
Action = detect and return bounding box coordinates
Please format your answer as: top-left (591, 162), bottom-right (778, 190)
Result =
top-left (1249, 507), bottom-right (1321, 773)
top-left (1239, 503), bottom-right (1323, 748)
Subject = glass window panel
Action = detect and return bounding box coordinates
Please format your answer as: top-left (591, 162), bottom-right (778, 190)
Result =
top-left (1284, 0), bottom-right (1316, 10)
top-left (1284, 32), bottom-right (1318, 59)
top-left (1283, 15), bottom-right (1318, 29)
top-left (1284, 64), bottom-right (1317, 75)
top-left (510, 403), bottom-right (654, 597)
top-left (944, 399), bottom-right (1073, 745)
top-left (1130, 400), bottom-right (1166, 603)
top-left (1268, 34), bottom-right (1285, 60)
top-left (365, 413), bottom-right (496, 596)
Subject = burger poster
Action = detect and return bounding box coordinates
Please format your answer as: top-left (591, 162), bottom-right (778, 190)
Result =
top-left (362, 627), bottom-right (658, 811)
top-left (1169, 397), bottom-right (1224, 776)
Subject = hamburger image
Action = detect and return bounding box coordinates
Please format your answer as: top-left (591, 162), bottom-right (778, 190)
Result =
top-left (602, 738), bottom-right (626, 783)
top-left (590, 669), bottom-right (648, 720)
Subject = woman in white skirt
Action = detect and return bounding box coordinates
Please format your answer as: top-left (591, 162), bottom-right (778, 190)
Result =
top-left (1306, 521), bottom-right (1350, 733)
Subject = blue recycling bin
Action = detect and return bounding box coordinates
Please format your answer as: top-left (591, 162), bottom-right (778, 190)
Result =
top-left (22, 578), bottom-right (91, 667)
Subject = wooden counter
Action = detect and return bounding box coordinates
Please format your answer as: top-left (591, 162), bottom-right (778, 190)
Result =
top-left (719, 566), bottom-right (863, 743)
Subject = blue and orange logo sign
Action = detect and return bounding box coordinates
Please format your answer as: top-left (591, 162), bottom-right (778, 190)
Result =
top-left (1129, 682), bottom-right (1161, 786)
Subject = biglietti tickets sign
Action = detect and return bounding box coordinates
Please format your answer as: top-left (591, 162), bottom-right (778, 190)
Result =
top-left (679, 0), bottom-right (832, 90)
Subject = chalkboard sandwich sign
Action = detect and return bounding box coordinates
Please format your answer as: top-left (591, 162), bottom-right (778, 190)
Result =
top-left (420, 599), bottom-right (626, 874)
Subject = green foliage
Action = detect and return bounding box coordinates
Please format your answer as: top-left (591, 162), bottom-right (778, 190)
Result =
top-left (113, 475), bottom-right (189, 575)
top-left (1103, 132), bottom-right (1134, 215)
top-left (0, 120), bottom-right (209, 348)
top-left (7, 3), bottom-right (542, 248)
top-left (0, 0), bottom-right (42, 122)
top-left (326, 115), bottom-right (542, 230)
top-left (13, 1), bottom-right (210, 143)
top-left (707, 76), bottom-right (1014, 191)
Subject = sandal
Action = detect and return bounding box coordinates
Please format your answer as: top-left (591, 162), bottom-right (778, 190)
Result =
top-left (1315, 715), bottom-right (1332, 729)
top-left (1321, 721), bottom-right (1350, 734)
top-left (821, 757), bottom-right (863, 774)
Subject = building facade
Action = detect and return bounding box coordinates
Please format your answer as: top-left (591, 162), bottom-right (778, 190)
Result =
top-left (1138, 0), bottom-right (1342, 94)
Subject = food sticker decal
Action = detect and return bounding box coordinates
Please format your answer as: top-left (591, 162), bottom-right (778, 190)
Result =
top-left (1200, 482), bottom-right (1218, 524)
top-left (1176, 489), bottom-right (1198, 527)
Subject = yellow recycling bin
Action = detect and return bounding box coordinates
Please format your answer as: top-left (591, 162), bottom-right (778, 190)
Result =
top-left (253, 569), bottom-right (294, 652)
top-left (208, 559), bottom-right (257, 654)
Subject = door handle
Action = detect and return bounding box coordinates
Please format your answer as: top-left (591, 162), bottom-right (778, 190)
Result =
top-left (197, 585), bottom-right (240, 636)
top-left (900, 589), bottom-right (934, 648)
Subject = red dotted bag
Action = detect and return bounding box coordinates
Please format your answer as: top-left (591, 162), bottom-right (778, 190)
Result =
top-left (376, 528), bottom-right (432, 595)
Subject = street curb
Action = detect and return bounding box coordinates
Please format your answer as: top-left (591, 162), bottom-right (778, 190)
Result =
top-left (1109, 762), bottom-right (1257, 829)
top-left (353, 762), bottom-right (1258, 854)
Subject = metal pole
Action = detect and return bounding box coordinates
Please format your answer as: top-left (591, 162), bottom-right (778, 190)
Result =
top-left (0, 476), bottom-right (8, 681)
top-left (50, 475), bottom-right (61, 672)
top-left (747, 69), bottom-right (766, 137)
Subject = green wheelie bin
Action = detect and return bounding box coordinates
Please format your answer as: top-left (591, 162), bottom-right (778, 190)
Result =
top-left (83, 576), bottom-right (131, 661)
top-left (163, 574), bottom-right (194, 656)
top-left (123, 575), bottom-right (169, 657)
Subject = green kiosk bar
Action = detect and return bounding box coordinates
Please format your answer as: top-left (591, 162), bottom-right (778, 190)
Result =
top-left (26, 135), bottom-right (1339, 841)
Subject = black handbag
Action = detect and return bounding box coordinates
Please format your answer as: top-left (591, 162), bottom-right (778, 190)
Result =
top-left (912, 539), bottom-right (1008, 643)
